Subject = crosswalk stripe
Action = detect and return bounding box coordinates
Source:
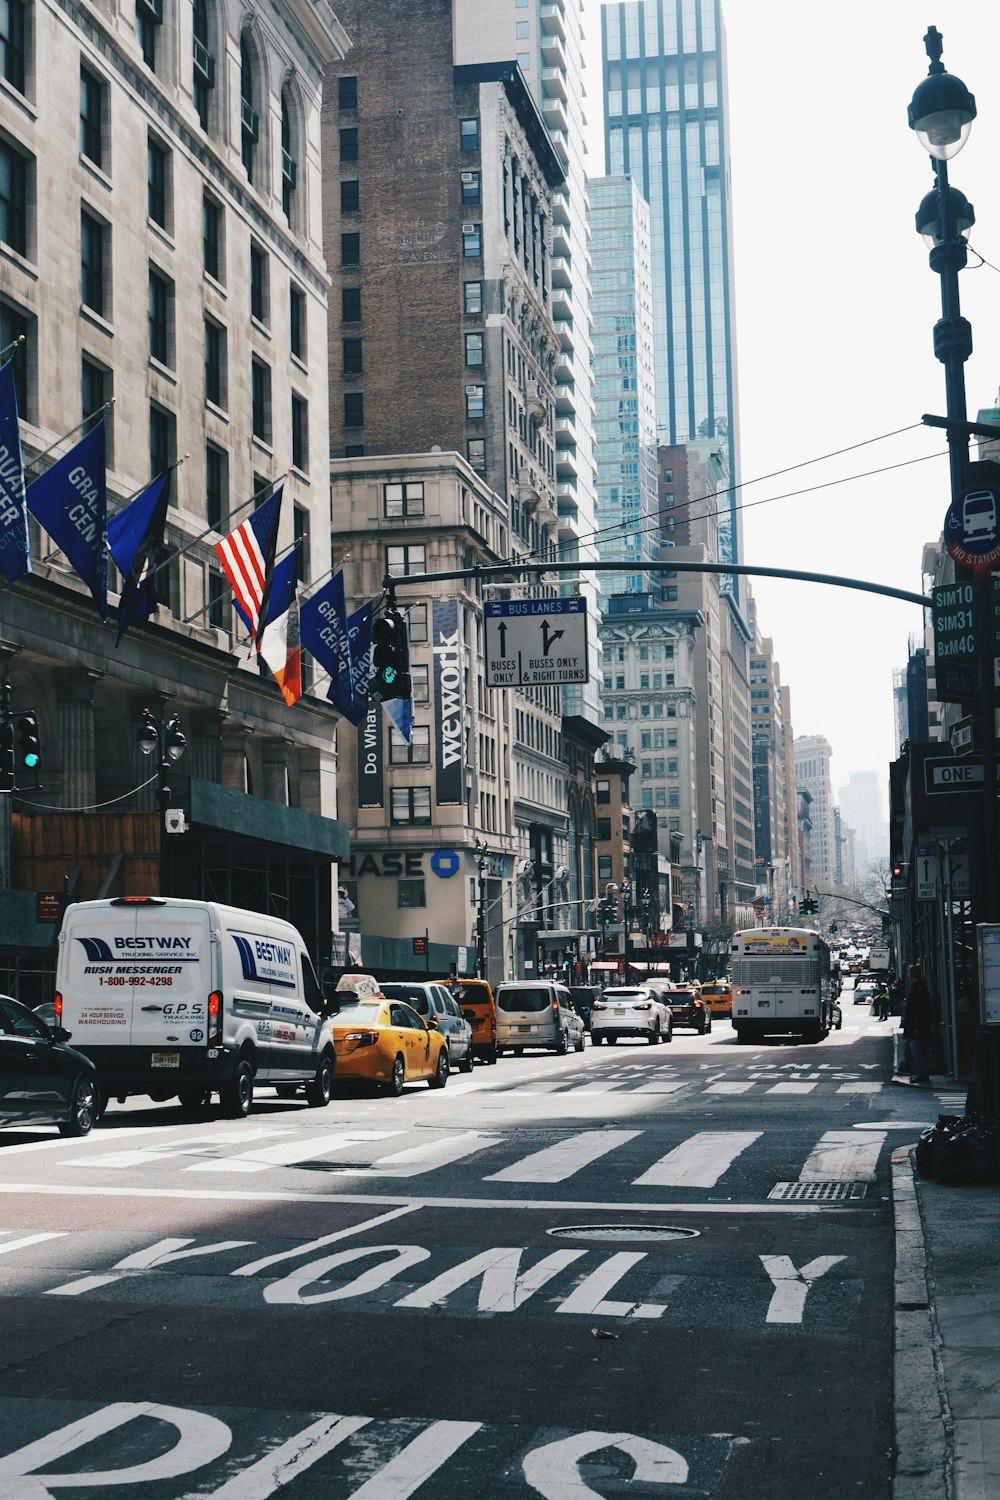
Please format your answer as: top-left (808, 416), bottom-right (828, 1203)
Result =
top-left (188, 1130), bottom-right (404, 1174)
top-left (798, 1130), bottom-right (887, 1181)
top-left (487, 1130), bottom-right (641, 1183)
top-left (557, 1081), bottom-right (629, 1095)
top-left (632, 1131), bottom-right (762, 1188)
top-left (836, 1082), bottom-right (882, 1094)
top-left (705, 1082), bottom-right (755, 1095)
top-left (69, 1129), bottom-right (288, 1171)
top-left (766, 1083), bottom-right (818, 1095)
top-left (346, 1133), bottom-right (504, 1178)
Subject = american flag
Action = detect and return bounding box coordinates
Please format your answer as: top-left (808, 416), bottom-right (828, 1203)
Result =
top-left (213, 487), bottom-right (282, 644)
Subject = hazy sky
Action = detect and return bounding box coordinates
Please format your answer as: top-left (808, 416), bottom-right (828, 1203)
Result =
top-left (580, 1), bottom-right (1000, 799)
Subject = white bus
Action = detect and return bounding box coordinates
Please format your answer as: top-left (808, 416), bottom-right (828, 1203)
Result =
top-left (730, 927), bottom-right (834, 1044)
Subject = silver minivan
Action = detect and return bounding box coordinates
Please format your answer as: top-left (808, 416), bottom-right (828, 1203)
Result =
top-left (494, 981), bottom-right (585, 1056)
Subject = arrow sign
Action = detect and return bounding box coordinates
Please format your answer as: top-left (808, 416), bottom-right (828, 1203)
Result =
top-left (484, 597), bottom-right (588, 688)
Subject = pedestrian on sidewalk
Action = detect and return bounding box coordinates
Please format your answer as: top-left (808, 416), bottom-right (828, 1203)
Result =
top-left (874, 983), bottom-right (889, 1021)
top-left (903, 963), bottom-right (934, 1083)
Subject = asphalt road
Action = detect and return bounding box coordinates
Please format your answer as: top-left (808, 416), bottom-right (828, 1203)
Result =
top-left (0, 998), bottom-right (945, 1498)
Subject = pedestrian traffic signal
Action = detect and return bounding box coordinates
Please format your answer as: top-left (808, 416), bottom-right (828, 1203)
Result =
top-left (16, 712), bottom-right (40, 772)
top-left (369, 608), bottom-right (411, 703)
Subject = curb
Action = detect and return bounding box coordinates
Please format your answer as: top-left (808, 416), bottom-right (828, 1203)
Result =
top-left (892, 1146), bottom-right (952, 1499)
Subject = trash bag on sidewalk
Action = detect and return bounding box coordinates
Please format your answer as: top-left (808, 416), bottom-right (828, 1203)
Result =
top-left (916, 1113), bottom-right (999, 1185)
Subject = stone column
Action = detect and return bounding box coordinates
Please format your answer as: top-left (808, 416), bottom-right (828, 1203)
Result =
top-left (262, 738), bottom-right (290, 805)
top-left (220, 725), bottom-right (250, 792)
top-left (56, 670), bottom-right (101, 811)
top-left (190, 710), bottom-right (225, 785)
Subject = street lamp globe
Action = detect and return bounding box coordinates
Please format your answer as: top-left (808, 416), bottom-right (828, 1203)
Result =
top-left (136, 710), bottom-right (159, 758)
top-left (915, 184), bottom-right (974, 247)
top-left (164, 716), bottom-right (187, 763)
top-left (907, 29), bottom-right (976, 160)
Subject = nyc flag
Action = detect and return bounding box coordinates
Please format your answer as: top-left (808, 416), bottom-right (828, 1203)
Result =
top-left (254, 552), bottom-right (302, 706)
top-left (0, 362), bottom-right (29, 584)
top-left (26, 423), bottom-right (107, 620)
top-left (108, 471), bottom-right (170, 645)
top-left (214, 486), bottom-right (282, 644)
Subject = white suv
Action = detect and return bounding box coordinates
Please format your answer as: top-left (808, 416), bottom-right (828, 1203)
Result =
top-left (591, 985), bottom-right (672, 1046)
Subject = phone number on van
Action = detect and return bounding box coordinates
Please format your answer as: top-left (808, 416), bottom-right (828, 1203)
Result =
top-left (98, 975), bottom-right (177, 986)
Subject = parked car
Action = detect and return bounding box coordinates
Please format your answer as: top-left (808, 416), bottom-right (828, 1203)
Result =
top-left (443, 979), bottom-right (497, 1064)
top-left (0, 995), bottom-right (100, 1135)
top-left (591, 986), bottom-right (672, 1045)
top-left (378, 983), bottom-right (473, 1072)
top-left (329, 995), bottom-right (450, 1096)
top-left (494, 981), bottom-right (586, 1055)
top-left (567, 986), bottom-right (602, 1031)
top-left (664, 985), bottom-right (712, 1034)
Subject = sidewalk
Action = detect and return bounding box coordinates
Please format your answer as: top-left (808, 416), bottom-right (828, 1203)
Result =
top-left (892, 1076), bottom-right (1000, 1500)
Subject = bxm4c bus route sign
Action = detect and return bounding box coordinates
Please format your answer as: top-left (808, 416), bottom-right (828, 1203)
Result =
top-left (484, 596), bottom-right (588, 688)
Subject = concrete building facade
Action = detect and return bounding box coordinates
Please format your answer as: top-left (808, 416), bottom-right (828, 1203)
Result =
top-left (794, 733), bottom-right (836, 891)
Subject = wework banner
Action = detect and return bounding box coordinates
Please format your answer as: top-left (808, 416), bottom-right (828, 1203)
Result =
top-left (356, 704), bottom-right (383, 809)
top-left (433, 598), bottom-right (464, 806)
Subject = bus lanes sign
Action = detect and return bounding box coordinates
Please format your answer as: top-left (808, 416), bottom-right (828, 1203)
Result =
top-left (484, 597), bottom-right (588, 688)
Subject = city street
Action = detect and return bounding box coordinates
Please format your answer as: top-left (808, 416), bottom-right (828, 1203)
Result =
top-left (0, 998), bottom-right (945, 1498)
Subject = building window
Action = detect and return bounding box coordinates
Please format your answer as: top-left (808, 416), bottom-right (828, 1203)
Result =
top-left (410, 663), bottom-right (429, 703)
top-left (342, 286), bottom-right (361, 323)
top-left (390, 724), bottom-right (430, 765)
top-left (407, 603), bottom-right (428, 642)
top-left (461, 170), bottom-right (480, 205)
top-left (340, 179), bottom-right (359, 213)
top-left (281, 92), bottom-right (297, 223)
top-left (343, 390), bottom-right (363, 429)
top-left (80, 67), bottom-right (106, 169)
top-left (465, 385), bottom-right (484, 419)
top-left (249, 241), bottom-right (268, 323)
top-left (80, 210), bottom-right (107, 317)
top-left (337, 74), bottom-right (357, 110)
top-left (598, 855), bottom-right (613, 881)
top-left (293, 502), bottom-right (310, 581)
top-left (463, 281), bottom-right (482, 315)
top-left (466, 438), bottom-right (485, 473)
top-left (596, 779), bottom-right (610, 803)
top-left (0, 0), bottom-right (26, 93)
top-left (203, 192), bottom-right (223, 281)
top-left (289, 283), bottom-right (306, 361)
top-left (204, 316), bottom-right (226, 407)
top-left (384, 481), bottom-right (424, 519)
top-left (0, 140), bottom-right (28, 256)
top-left (391, 787), bottom-right (431, 826)
top-left (344, 443), bottom-right (364, 458)
top-left (240, 34), bottom-right (259, 181)
top-left (147, 136), bottom-right (169, 229)
top-left (251, 356), bottom-right (271, 442)
top-left (341, 231), bottom-right (360, 267)
top-left (398, 878), bottom-right (426, 909)
top-left (291, 393), bottom-right (308, 470)
top-left (149, 402), bottom-right (175, 478)
top-left (136, 0), bottom-right (161, 70)
top-left (464, 332), bottom-right (483, 366)
top-left (342, 338), bottom-right (362, 375)
top-left (0, 299), bottom-right (31, 417)
top-left (206, 443), bottom-right (228, 531)
top-left (339, 126), bottom-right (358, 162)
top-left (664, 586), bottom-right (678, 601)
top-left (81, 357), bottom-right (109, 431)
top-left (192, 0), bottom-right (215, 130)
top-left (596, 818), bottom-right (611, 841)
top-left (385, 543), bottom-right (425, 578)
top-left (148, 267), bottom-right (173, 366)
top-left (460, 117), bottom-right (479, 151)
top-left (461, 225), bottom-right (481, 258)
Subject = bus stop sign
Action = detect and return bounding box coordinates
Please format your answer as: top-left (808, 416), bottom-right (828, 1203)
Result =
top-left (944, 462), bottom-right (1000, 576)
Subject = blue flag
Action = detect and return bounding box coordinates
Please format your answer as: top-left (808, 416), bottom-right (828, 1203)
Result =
top-left (26, 423), bottom-right (107, 620)
top-left (341, 601), bottom-right (374, 724)
top-left (0, 362), bottom-right (29, 584)
top-left (300, 576), bottom-right (373, 724)
top-left (108, 471), bottom-right (170, 644)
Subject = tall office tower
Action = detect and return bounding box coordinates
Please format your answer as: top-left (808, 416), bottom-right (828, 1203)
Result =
top-left (794, 735), bottom-right (837, 889)
top-left (453, 0), bottom-right (602, 724)
top-left (0, 0), bottom-right (349, 978)
top-left (838, 770), bottom-right (887, 872)
top-left (590, 176), bottom-right (660, 594)
top-left (747, 600), bottom-right (792, 922)
top-left (780, 684), bottom-right (800, 897)
top-left (601, 0), bottom-right (741, 580)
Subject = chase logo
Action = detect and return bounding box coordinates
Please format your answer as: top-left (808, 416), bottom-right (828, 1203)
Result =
top-left (76, 937), bottom-right (114, 962)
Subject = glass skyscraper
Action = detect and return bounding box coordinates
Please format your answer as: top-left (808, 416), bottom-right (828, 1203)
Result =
top-left (601, 0), bottom-right (741, 578)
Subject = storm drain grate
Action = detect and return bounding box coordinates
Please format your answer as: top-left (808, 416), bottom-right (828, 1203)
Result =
top-left (768, 1180), bottom-right (868, 1203)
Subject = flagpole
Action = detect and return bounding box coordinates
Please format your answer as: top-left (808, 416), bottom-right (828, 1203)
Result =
top-left (180, 545), bottom-right (351, 628)
top-left (0, 335), bottom-right (24, 364)
top-left (149, 472), bottom-right (287, 585)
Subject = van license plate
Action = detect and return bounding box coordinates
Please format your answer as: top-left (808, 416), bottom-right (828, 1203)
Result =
top-left (517, 1025), bottom-right (533, 1033)
top-left (151, 1051), bottom-right (180, 1068)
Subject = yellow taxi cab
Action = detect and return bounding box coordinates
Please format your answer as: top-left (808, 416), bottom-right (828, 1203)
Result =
top-left (700, 979), bottom-right (733, 1018)
top-left (329, 975), bottom-right (450, 1096)
top-left (443, 978), bottom-right (497, 1064)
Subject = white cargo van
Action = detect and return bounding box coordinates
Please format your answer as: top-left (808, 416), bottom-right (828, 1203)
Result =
top-left (55, 897), bottom-right (336, 1117)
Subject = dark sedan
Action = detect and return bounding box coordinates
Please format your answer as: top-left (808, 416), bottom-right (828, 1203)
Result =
top-left (0, 996), bottom-right (99, 1136)
top-left (665, 986), bottom-right (712, 1034)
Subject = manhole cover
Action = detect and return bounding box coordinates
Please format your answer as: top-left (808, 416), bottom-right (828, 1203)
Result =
top-left (547, 1224), bottom-right (700, 1243)
top-left (768, 1181), bottom-right (868, 1202)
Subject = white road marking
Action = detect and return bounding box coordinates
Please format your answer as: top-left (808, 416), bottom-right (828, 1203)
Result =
top-left (344, 1421), bottom-right (482, 1500)
top-left (759, 1253), bottom-right (847, 1323)
top-left (523, 1432), bottom-right (688, 1496)
top-left (487, 1130), bottom-right (640, 1183)
top-left (68, 1129), bottom-right (287, 1171)
top-left (798, 1130), bottom-right (887, 1181)
top-left (558, 1081), bottom-right (629, 1095)
top-left (766, 1083), bottom-right (817, 1095)
top-left (0, 1126), bottom-right (152, 1157)
top-left (632, 1131), bottom-right (762, 1188)
top-left (340, 1132), bottom-right (503, 1178)
top-left (636, 1080), bottom-right (688, 1094)
top-left (206, 1414), bottom-right (372, 1499)
top-left (234, 1206), bottom-right (421, 1277)
top-left (0, 1231), bottom-right (65, 1255)
top-left (48, 1235), bottom-right (253, 1297)
top-left (554, 1251), bottom-right (665, 1319)
top-left (705, 1081), bottom-right (755, 1095)
top-left (394, 1247), bottom-right (585, 1312)
top-left (836, 1082), bottom-right (882, 1094)
top-left (187, 1130), bottom-right (403, 1174)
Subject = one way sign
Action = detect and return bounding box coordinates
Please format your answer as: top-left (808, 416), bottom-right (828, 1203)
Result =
top-left (484, 596), bottom-right (588, 688)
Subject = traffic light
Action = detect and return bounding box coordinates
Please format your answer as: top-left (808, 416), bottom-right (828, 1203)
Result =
top-left (16, 713), bottom-right (40, 777)
top-left (369, 607), bottom-right (411, 703)
top-left (0, 719), bottom-right (13, 782)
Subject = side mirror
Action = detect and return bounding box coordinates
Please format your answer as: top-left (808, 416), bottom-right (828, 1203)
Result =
top-left (426, 1015), bottom-right (439, 1030)
top-left (51, 1026), bottom-right (72, 1043)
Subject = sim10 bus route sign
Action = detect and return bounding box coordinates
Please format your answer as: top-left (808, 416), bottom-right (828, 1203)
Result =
top-left (484, 596), bottom-right (588, 689)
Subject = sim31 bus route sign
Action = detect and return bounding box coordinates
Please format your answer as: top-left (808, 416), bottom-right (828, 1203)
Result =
top-left (484, 596), bottom-right (588, 688)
